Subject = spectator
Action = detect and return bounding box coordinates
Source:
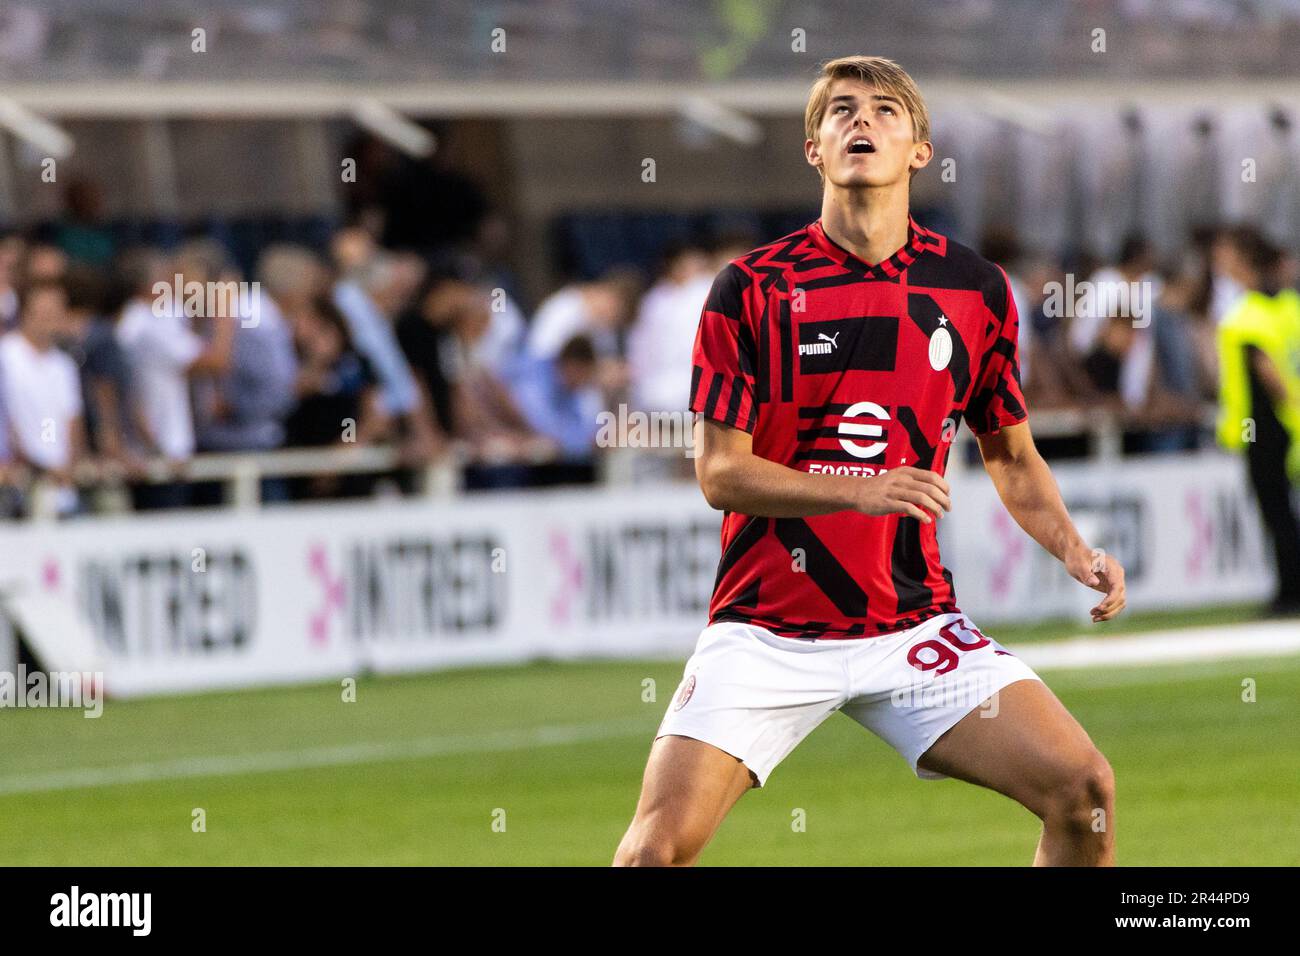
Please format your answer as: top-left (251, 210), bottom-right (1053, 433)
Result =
top-left (114, 247), bottom-right (236, 509)
top-left (0, 278), bottom-right (84, 515)
top-left (465, 267), bottom-right (526, 379)
top-left (440, 282), bottom-right (552, 489)
top-left (1213, 225), bottom-right (1300, 616)
top-left (1069, 234), bottom-right (1163, 412)
top-left (1170, 226), bottom-right (1223, 397)
top-left (627, 240), bottom-right (711, 415)
top-left (1080, 314), bottom-right (1136, 405)
top-left (1146, 275), bottom-right (1210, 450)
top-left (508, 334), bottom-right (603, 483)
top-left (332, 248), bottom-right (444, 463)
top-left (526, 268), bottom-right (637, 363)
top-left (191, 242), bottom-right (299, 457)
top-left (398, 271), bottom-right (545, 467)
top-left (1012, 256), bottom-right (1095, 411)
top-left (396, 269), bottom-right (469, 437)
top-left (285, 296), bottom-right (389, 499)
top-left (286, 295), bottom-right (387, 449)
top-left (61, 263), bottom-right (137, 475)
top-left (527, 267), bottom-right (640, 414)
top-left (56, 177), bottom-right (115, 267)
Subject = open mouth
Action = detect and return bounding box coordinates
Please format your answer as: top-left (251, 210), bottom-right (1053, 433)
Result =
top-left (846, 137), bottom-right (876, 154)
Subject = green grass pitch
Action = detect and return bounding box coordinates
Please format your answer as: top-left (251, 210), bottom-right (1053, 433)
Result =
top-left (1, 607), bottom-right (1296, 866)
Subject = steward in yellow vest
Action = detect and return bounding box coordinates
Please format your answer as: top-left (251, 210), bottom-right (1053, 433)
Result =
top-left (1217, 288), bottom-right (1300, 482)
top-left (1213, 226), bottom-right (1300, 615)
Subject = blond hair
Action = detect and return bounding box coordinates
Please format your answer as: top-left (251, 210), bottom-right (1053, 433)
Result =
top-left (804, 56), bottom-right (930, 179)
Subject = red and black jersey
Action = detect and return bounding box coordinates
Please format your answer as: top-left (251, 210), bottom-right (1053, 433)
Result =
top-left (689, 216), bottom-right (1027, 639)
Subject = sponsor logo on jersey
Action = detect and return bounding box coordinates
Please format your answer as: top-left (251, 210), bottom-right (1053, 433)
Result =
top-left (798, 330), bottom-right (841, 356)
top-left (838, 400), bottom-right (890, 458)
top-left (794, 400), bottom-right (892, 475)
top-left (797, 317), bottom-right (898, 375)
top-left (807, 462), bottom-right (889, 477)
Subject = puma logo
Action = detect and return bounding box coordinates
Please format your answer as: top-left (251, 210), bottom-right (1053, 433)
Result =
top-left (801, 330), bottom-right (842, 356)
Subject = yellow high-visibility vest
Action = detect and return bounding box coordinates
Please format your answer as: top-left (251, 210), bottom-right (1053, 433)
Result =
top-left (1216, 288), bottom-right (1300, 483)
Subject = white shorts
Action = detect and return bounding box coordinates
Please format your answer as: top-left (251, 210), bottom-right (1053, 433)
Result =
top-left (655, 612), bottom-right (1042, 787)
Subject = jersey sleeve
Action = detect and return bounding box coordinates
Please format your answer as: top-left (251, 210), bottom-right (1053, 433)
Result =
top-left (964, 266), bottom-right (1029, 436)
top-left (689, 263), bottom-right (759, 433)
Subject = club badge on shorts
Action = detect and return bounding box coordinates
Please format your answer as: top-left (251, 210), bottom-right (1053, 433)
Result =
top-left (673, 675), bottom-right (697, 711)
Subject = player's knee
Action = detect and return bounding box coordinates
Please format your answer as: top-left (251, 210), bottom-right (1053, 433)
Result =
top-left (614, 841), bottom-right (675, 867)
top-left (1041, 751), bottom-right (1114, 831)
top-left (613, 823), bottom-right (700, 867)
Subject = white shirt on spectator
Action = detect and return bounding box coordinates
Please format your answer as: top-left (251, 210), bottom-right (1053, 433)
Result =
top-left (527, 286), bottom-right (587, 360)
top-left (526, 286), bottom-right (618, 360)
top-left (1069, 267), bottom-right (1163, 355)
top-left (475, 290), bottom-right (526, 376)
top-left (0, 329), bottom-right (82, 469)
top-left (1070, 266), bottom-right (1160, 410)
top-left (629, 273), bottom-right (711, 412)
top-left (116, 297), bottom-right (204, 458)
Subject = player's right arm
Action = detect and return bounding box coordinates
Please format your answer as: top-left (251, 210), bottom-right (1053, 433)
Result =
top-left (694, 416), bottom-right (950, 521)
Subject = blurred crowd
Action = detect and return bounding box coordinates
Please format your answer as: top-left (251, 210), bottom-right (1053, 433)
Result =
top-left (995, 227), bottom-right (1227, 455)
top-left (0, 158), bottom-right (1292, 518)
top-left (0, 184), bottom-right (758, 517)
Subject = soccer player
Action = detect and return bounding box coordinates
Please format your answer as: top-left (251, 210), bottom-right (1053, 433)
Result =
top-left (613, 56), bottom-right (1126, 867)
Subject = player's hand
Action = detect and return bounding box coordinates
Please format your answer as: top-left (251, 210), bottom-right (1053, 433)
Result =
top-left (853, 466), bottom-right (951, 524)
top-left (1067, 547), bottom-right (1126, 622)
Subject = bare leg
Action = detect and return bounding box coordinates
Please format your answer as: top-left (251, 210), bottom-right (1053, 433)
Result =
top-left (917, 679), bottom-right (1116, 866)
top-left (613, 734), bottom-right (757, 866)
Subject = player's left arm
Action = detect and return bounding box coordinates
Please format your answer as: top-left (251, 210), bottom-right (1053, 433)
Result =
top-left (976, 422), bottom-right (1126, 622)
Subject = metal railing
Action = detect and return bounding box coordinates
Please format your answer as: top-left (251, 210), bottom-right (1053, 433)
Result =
top-left (15, 404), bottom-right (1219, 520)
top-left (21, 444), bottom-right (460, 521)
top-left (596, 405), bottom-right (1220, 482)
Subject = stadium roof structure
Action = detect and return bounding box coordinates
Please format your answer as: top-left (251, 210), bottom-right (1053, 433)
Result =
top-left (5, 78), bottom-right (1299, 119)
top-left (5, 0), bottom-right (1300, 93)
top-left (4, 1), bottom-right (1300, 164)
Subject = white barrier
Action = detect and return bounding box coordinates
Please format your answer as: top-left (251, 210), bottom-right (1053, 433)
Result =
top-left (941, 449), bottom-right (1272, 622)
top-left (0, 449), bottom-right (1272, 697)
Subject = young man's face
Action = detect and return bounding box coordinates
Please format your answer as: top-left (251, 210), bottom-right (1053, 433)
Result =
top-left (805, 77), bottom-right (931, 189)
